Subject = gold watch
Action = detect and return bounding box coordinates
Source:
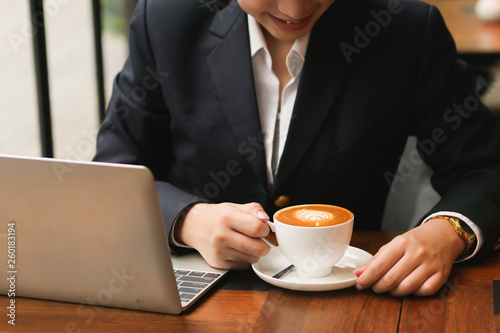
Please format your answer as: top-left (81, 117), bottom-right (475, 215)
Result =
top-left (429, 215), bottom-right (477, 259)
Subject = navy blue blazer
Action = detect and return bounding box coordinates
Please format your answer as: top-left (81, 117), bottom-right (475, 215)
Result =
top-left (94, 0), bottom-right (500, 259)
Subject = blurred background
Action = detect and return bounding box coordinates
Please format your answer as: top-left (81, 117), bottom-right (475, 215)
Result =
top-left (0, 0), bottom-right (136, 159)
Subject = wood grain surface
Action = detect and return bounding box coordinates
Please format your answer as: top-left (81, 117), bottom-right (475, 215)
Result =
top-left (1, 230), bottom-right (498, 332)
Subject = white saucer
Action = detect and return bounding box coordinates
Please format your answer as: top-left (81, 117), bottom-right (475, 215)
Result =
top-left (252, 246), bottom-right (373, 291)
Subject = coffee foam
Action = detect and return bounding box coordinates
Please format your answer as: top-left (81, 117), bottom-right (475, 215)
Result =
top-left (275, 204), bottom-right (353, 227)
top-left (295, 209), bottom-right (333, 226)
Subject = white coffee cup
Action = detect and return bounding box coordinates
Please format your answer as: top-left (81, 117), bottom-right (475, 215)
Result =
top-left (263, 204), bottom-right (354, 278)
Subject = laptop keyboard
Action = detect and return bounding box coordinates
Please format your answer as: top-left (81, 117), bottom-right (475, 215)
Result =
top-left (174, 269), bottom-right (223, 305)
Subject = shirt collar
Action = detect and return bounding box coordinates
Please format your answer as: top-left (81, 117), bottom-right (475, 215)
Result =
top-left (247, 15), bottom-right (309, 61)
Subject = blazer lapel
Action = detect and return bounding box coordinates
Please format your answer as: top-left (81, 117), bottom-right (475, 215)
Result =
top-left (206, 2), bottom-right (268, 189)
top-left (273, 2), bottom-right (352, 191)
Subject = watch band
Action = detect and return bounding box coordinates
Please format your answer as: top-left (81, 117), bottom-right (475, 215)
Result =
top-left (429, 215), bottom-right (477, 259)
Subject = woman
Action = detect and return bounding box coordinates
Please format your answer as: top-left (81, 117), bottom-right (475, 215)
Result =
top-left (94, 0), bottom-right (500, 296)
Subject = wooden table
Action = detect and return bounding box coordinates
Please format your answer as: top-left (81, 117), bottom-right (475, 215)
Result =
top-left (426, 0), bottom-right (500, 54)
top-left (0, 230), bottom-right (499, 332)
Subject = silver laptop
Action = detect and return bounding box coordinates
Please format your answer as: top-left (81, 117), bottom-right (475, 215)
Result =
top-left (0, 154), bottom-right (227, 314)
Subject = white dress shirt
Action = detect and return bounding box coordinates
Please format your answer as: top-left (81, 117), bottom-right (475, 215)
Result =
top-left (248, 15), bottom-right (309, 186)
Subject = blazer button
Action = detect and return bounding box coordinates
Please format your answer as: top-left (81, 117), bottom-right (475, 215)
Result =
top-left (274, 195), bottom-right (291, 208)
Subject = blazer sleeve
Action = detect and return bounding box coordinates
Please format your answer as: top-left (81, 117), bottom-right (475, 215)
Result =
top-left (93, 0), bottom-right (202, 254)
top-left (413, 5), bottom-right (500, 262)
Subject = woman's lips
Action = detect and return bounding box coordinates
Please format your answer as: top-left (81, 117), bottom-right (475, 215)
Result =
top-left (268, 13), bottom-right (313, 31)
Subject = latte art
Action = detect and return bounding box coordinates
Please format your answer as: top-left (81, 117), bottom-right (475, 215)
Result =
top-left (271, 204), bottom-right (354, 278)
top-left (275, 204), bottom-right (353, 227)
top-left (295, 209), bottom-right (334, 226)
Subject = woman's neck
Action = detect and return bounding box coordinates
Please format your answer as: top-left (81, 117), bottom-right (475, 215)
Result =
top-left (263, 29), bottom-right (294, 101)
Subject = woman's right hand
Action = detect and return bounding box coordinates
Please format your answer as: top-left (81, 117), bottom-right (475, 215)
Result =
top-left (174, 202), bottom-right (272, 269)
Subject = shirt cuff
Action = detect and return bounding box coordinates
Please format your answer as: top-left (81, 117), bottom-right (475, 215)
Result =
top-left (169, 208), bottom-right (193, 249)
top-left (422, 211), bottom-right (483, 262)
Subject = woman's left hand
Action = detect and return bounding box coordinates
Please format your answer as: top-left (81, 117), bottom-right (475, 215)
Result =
top-left (353, 218), bottom-right (466, 296)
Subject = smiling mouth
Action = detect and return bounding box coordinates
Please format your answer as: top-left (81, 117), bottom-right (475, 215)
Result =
top-left (283, 19), bottom-right (302, 24)
top-left (269, 13), bottom-right (313, 30)
top-left (274, 16), bottom-right (309, 24)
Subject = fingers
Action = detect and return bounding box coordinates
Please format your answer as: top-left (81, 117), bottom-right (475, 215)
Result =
top-left (355, 238), bottom-right (405, 291)
top-left (239, 202), bottom-right (270, 222)
top-left (357, 260), bottom-right (446, 297)
top-left (354, 243), bottom-right (389, 277)
top-left (386, 265), bottom-right (428, 297)
top-left (201, 225), bottom-right (270, 269)
top-left (372, 259), bottom-right (427, 296)
top-left (412, 272), bottom-right (447, 296)
top-left (225, 203), bottom-right (270, 238)
top-left (203, 246), bottom-right (260, 269)
top-left (355, 222), bottom-right (459, 296)
top-left (353, 256), bottom-right (375, 277)
top-left (357, 254), bottom-right (435, 296)
top-left (179, 202), bottom-right (272, 270)
top-left (212, 225), bottom-right (271, 259)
